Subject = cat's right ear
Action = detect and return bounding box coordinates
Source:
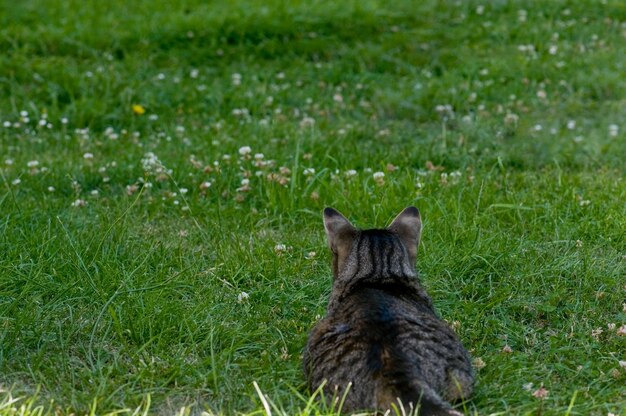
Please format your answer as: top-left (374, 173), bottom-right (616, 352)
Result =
top-left (323, 207), bottom-right (357, 255)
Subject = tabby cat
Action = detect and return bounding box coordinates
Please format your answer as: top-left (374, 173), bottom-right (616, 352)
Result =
top-left (303, 207), bottom-right (474, 415)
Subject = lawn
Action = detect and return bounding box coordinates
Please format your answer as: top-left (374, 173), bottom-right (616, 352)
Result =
top-left (1, 0), bottom-right (625, 415)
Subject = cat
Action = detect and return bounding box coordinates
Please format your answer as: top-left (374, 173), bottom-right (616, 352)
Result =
top-left (303, 207), bottom-right (474, 415)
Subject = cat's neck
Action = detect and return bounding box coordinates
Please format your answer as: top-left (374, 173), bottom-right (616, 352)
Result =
top-left (327, 272), bottom-right (434, 314)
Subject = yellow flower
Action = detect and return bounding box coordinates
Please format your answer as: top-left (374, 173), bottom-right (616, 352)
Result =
top-left (132, 104), bottom-right (146, 115)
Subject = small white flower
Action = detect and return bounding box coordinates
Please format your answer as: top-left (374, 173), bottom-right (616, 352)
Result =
top-left (333, 94), bottom-right (343, 103)
top-left (90, 189), bottom-right (99, 196)
top-left (237, 291), bottom-right (249, 303)
top-left (372, 171), bottom-right (385, 180)
top-left (190, 69), bottom-right (199, 78)
top-left (274, 244), bottom-right (287, 253)
top-left (305, 251), bottom-right (317, 259)
top-left (608, 124), bottom-right (619, 137)
top-left (5, 159), bottom-right (13, 165)
top-left (345, 169), bottom-right (357, 178)
top-left (303, 168), bottom-right (315, 176)
top-left (148, 114), bottom-right (159, 121)
top-left (254, 153), bottom-right (264, 160)
top-left (179, 188), bottom-right (188, 194)
top-left (27, 160), bottom-right (39, 168)
top-left (71, 199), bottom-right (87, 207)
top-left (11, 178), bottom-right (21, 185)
top-left (300, 116), bottom-right (315, 128)
top-left (504, 113), bottom-right (519, 125)
top-left (567, 120), bottom-right (576, 130)
top-left (3, 121), bottom-right (11, 128)
top-left (238, 146), bottom-right (252, 156)
top-left (47, 186), bottom-right (55, 192)
top-left (533, 124), bottom-right (543, 131)
top-left (61, 117), bottom-right (68, 124)
top-left (549, 45), bottom-right (558, 55)
top-left (20, 110), bottom-right (28, 117)
top-left (38, 119), bottom-right (47, 126)
top-left (200, 181), bottom-right (212, 190)
top-left (83, 153), bottom-right (94, 159)
top-left (476, 5), bottom-right (484, 15)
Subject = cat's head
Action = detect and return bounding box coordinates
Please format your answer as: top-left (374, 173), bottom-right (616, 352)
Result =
top-left (322, 207), bottom-right (422, 279)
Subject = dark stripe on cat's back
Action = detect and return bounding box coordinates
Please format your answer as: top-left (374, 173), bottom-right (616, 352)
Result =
top-left (353, 235), bottom-right (363, 278)
top-left (384, 238), bottom-right (394, 275)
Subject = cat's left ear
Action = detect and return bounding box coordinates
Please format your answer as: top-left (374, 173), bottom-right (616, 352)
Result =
top-left (387, 206), bottom-right (422, 263)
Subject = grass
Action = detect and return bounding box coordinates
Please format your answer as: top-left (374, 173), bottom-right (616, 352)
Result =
top-left (1, 0), bottom-right (625, 414)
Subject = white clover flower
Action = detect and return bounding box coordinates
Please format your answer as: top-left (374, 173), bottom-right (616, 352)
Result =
top-left (300, 116), bottom-right (315, 128)
top-left (148, 114), bottom-right (159, 121)
top-left (83, 153), bottom-right (94, 159)
top-left (90, 190), bottom-right (99, 196)
top-left (254, 153), bottom-right (265, 160)
top-left (372, 171), bottom-right (385, 180)
top-left (20, 110), bottom-right (28, 117)
top-left (47, 186), bottom-right (55, 192)
top-left (71, 199), bottom-right (87, 207)
top-left (274, 244), bottom-right (287, 253)
top-left (345, 169), bottom-right (357, 177)
top-left (609, 124), bottom-right (619, 137)
top-left (3, 121), bottom-right (11, 128)
top-left (190, 69), bottom-right (199, 78)
top-left (200, 181), bottom-right (212, 190)
top-left (5, 159), bottom-right (13, 165)
top-left (303, 168), bottom-right (315, 176)
top-left (180, 188), bottom-right (188, 194)
top-left (61, 117), bottom-right (68, 124)
top-left (549, 45), bottom-right (558, 55)
top-left (238, 146), bottom-right (252, 156)
top-left (533, 124), bottom-right (543, 131)
top-left (504, 113), bottom-right (519, 125)
top-left (237, 291), bottom-right (249, 303)
top-left (11, 178), bottom-right (21, 185)
top-left (567, 120), bottom-right (576, 130)
top-left (27, 160), bottom-right (39, 168)
top-left (333, 94), bottom-right (343, 103)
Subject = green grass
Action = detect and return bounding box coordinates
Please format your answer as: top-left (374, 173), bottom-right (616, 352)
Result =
top-left (1, 0), bottom-right (625, 414)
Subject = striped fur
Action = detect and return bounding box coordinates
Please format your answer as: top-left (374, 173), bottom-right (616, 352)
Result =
top-left (303, 208), bottom-right (474, 415)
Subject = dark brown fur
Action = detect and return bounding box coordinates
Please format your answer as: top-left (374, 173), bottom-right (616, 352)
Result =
top-left (303, 207), bottom-right (474, 415)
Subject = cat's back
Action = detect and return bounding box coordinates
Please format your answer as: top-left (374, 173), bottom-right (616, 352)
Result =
top-left (305, 286), bottom-right (470, 403)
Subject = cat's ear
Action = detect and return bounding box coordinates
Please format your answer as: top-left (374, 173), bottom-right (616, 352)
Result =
top-left (387, 206), bottom-right (422, 263)
top-left (323, 207), bottom-right (357, 254)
